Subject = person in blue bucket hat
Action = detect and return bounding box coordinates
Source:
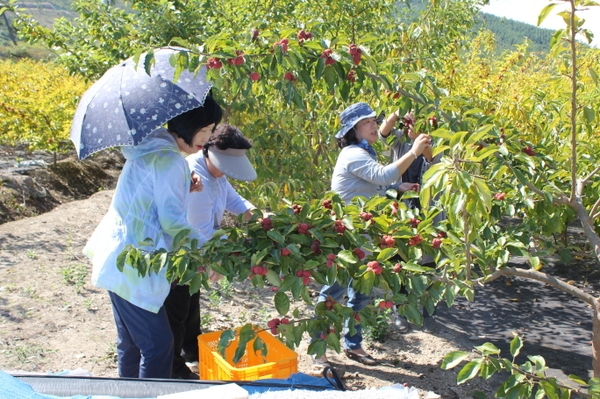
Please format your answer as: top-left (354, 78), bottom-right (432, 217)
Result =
top-left (313, 101), bottom-right (431, 369)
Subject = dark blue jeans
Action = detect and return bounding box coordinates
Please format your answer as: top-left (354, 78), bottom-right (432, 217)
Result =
top-left (109, 291), bottom-right (174, 378)
top-left (318, 280), bottom-right (371, 350)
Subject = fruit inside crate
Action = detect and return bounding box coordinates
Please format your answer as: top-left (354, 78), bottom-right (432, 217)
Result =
top-left (198, 325), bottom-right (298, 381)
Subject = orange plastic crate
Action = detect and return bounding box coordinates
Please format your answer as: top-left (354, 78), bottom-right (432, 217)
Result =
top-left (198, 326), bottom-right (298, 381)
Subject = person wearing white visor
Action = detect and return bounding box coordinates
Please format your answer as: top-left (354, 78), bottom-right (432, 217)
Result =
top-left (164, 124), bottom-right (257, 380)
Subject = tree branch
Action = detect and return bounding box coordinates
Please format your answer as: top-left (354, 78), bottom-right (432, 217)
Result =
top-left (582, 166), bottom-right (600, 186)
top-left (478, 267), bottom-right (596, 305)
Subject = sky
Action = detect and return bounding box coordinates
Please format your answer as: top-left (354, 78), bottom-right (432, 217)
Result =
top-left (480, 0), bottom-right (600, 47)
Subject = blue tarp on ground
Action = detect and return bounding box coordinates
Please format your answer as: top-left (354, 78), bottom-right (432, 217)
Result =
top-left (0, 370), bottom-right (336, 399)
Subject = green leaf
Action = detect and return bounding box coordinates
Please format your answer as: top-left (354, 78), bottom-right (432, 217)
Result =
top-left (510, 335), bottom-right (523, 358)
top-left (217, 329), bottom-right (235, 359)
top-left (274, 291), bottom-right (290, 316)
top-left (265, 269), bottom-right (281, 287)
top-left (377, 247), bottom-right (398, 261)
top-left (567, 374), bottom-right (587, 386)
top-left (539, 380), bottom-right (560, 399)
top-left (441, 351), bottom-right (469, 369)
top-left (475, 342), bottom-right (501, 356)
top-left (538, 3), bottom-right (558, 25)
top-left (267, 230), bottom-right (286, 244)
top-left (457, 359), bottom-right (482, 384)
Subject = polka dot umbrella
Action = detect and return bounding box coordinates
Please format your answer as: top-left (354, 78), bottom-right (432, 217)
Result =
top-left (70, 47), bottom-right (212, 159)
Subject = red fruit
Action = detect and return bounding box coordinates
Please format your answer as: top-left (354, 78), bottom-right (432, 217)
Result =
top-left (250, 72), bottom-right (260, 81)
top-left (281, 248), bottom-right (291, 256)
top-left (348, 44), bottom-right (359, 55)
top-left (234, 54), bottom-right (244, 66)
top-left (494, 192), bottom-right (506, 201)
top-left (206, 57), bottom-right (222, 70)
top-left (428, 116), bottom-right (438, 129)
top-left (322, 199), bottom-right (333, 209)
top-left (353, 248), bottom-right (366, 260)
top-left (303, 270), bottom-right (311, 277)
top-left (408, 234), bottom-right (423, 246)
top-left (522, 146), bottom-right (535, 156)
top-left (393, 92), bottom-right (400, 99)
top-left (327, 254), bottom-right (336, 261)
top-left (409, 218), bottom-right (421, 228)
top-left (367, 261), bottom-right (383, 275)
top-left (267, 318), bottom-right (281, 334)
top-left (302, 276), bottom-right (310, 285)
top-left (393, 263), bottom-right (403, 273)
top-left (281, 317), bottom-right (290, 325)
top-left (432, 238), bottom-right (442, 249)
top-left (334, 220), bottom-right (346, 234)
top-left (252, 29), bottom-right (259, 38)
top-left (325, 57), bottom-right (336, 65)
top-left (295, 270), bottom-right (304, 277)
top-left (437, 231), bottom-right (447, 238)
top-left (354, 313), bottom-right (361, 322)
top-left (274, 38), bottom-right (289, 52)
top-left (347, 70), bottom-right (356, 83)
top-left (324, 297), bottom-right (336, 310)
top-left (380, 235), bottom-right (395, 248)
top-left (321, 49), bottom-right (333, 58)
top-left (378, 300), bottom-right (393, 309)
top-left (360, 211), bottom-right (373, 221)
top-left (260, 218), bottom-right (273, 231)
top-left (311, 240), bottom-right (322, 254)
top-left (284, 71), bottom-right (296, 81)
top-left (292, 204), bottom-right (302, 214)
top-left (326, 260), bottom-right (334, 268)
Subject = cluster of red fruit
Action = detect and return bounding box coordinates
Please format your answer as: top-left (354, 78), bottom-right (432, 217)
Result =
top-left (408, 234), bottom-right (423, 246)
top-left (227, 50), bottom-right (245, 66)
top-left (274, 38), bottom-right (289, 53)
top-left (297, 29), bottom-right (313, 44)
top-left (260, 217), bottom-right (273, 231)
top-left (522, 146), bottom-right (535, 156)
top-left (380, 235), bottom-right (395, 248)
top-left (428, 116), bottom-right (438, 129)
top-left (360, 211), bottom-right (373, 221)
top-left (334, 220), bottom-right (346, 234)
top-left (310, 240), bottom-right (321, 255)
top-left (249, 265), bottom-right (268, 278)
top-left (432, 238), bottom-right (442, 249)
top-left (267, 317), bottom-right (290, 335)
top-left (297, 222), bottom-right (310, 235)
top-left (322, 199), bottom-right (333, 209)
top-left (281, 248), bottom-right (292, 256)
top-left (494, 192), bottom-right (506, 201)
top-left (409, 218), bottom-right (420, 228)
top-left (206, 57), bottom-right (223, 70)
top-left (323, 296), bottom-right (336, 310)
top-left (393, 263), bottom-right (402, 273)
top-left (326, 253), bottom-right (336, 267)
top-left (367, 261), bottom-right (383, 275)
top-left (320, 49), bottom-right (336, 65)
top-left (347, 70), bottom-right (356, 83)
top-left (353, 247), bottom-right (366, 259)
top-left (378, 300), bottom-right (394, 309)
top-left (292, 204), bottom-right (302, 214)
top-left (295, 269), bottom-right (311, 285)
top-left (348, 44), bottom-right (362, 65)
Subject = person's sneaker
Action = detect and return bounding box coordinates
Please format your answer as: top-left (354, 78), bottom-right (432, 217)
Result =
top-left (185, 361), bottom-right (199, 373)
top-left (422, 316), bottom-right (437, 332)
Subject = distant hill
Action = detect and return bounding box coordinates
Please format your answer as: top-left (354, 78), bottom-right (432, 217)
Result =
top-left (1, 0), bottom-right (554, 56)
top-left (478, 12), bottom-right (555, 54)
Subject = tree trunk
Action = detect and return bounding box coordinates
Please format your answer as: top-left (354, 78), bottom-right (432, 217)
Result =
top-left (2, 13), bottom-right (17, 46)
top-left (593, 298), bottom-right (600, 377)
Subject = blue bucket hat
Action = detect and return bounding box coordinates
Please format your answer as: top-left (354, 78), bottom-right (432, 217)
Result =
top-left (335, 102), bottom-right (377, 139)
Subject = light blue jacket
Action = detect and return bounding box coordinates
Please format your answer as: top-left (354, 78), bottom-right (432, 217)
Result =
top-left (185, 153), bottom-right (254, 239)
top-left (331, 145), bottom-right (401, 203)
top-left (84, 128), bottom-right (203, 313)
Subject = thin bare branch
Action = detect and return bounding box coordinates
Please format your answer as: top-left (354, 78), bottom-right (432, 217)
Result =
top-left (582, 166), bottom-right (600, 185)
top-left (478, 267), bottom-right (596, 305)
top-left (590, 197), bottom-right (600, 222)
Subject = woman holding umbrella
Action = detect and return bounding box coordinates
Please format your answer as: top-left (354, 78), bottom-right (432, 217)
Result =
top-left (83, 97), bottom-right (223, 379)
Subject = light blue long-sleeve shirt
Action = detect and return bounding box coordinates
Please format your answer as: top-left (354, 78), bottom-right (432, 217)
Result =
top-left (186, 153), bottom-right (254, 239)
top-left (84, 128), bottom-right (204, 313)
top-left (331, 145), bottom-right (402, 203)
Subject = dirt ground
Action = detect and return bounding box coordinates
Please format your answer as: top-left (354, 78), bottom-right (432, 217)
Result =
top-left (0, 146), bottom-right (597, 398)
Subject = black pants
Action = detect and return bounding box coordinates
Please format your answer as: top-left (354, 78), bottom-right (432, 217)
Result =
top-left (164, 285), bottom-right (201, 378)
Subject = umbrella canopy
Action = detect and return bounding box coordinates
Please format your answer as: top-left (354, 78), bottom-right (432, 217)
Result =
top-left (70, 47), bottom-right (212, 159)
